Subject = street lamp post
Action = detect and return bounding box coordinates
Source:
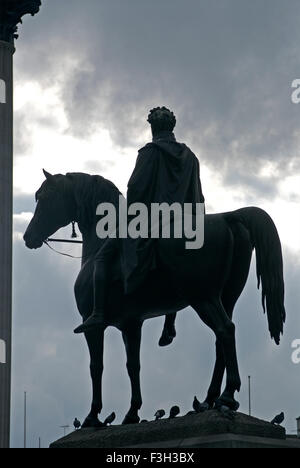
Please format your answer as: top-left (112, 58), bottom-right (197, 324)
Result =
top-left (0, 0), bottom-right (41, 448)
top-left (24, 391), bottom-right (27, 449)
top-left (248, 375), bottom-right (251, 416)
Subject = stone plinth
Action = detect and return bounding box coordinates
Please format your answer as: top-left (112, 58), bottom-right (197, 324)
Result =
top-left (50, 410), bottom-right (298, 449)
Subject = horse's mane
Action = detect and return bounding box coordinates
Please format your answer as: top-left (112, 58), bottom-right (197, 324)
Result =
top-left (65, 172), bottom-right (122, 231)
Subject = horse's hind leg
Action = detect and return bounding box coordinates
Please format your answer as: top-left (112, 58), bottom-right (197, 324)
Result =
top-left (192, 298), bottom-right (241, 411)
top-left (212, 223), bottom-right (252, 409)
top-left (203, 222), bottom-right (253, 409)
top-left (203, 338), bottom-right (226, 409)
top-left (122, 321), bottom-right (143, 424)
top-left (159, 313), bottom-right (177, 347)
top-left (203, 301), bottom-right (235, 408)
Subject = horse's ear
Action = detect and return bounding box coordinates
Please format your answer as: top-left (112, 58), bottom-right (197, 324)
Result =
top-left (43, 169), bottom-right (55, 182)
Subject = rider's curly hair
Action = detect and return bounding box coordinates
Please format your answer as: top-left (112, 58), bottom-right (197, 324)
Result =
top-left (147, 107), bottom-right (176, 133)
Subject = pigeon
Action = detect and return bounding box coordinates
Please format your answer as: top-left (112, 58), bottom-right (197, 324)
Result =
top-left (271, 412), bottom-right (284, 425)
top-left (169, 406), bottom-right (180, 419)
top-left (73, 418), bottom-right (81, 430)
top-left (193, 396), bottom-right (202, 413)
top-left (104, 412), bottom-right (116, 426)
top-left (154, 409), bottom-right (165, 421)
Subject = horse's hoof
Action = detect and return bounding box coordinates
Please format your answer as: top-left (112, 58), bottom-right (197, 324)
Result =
top-left (168, 325), bottom-right (176, 339)
top-left (159, 332), bottom-right (174, 347)
top-left (198, 401), bottom-right (211, 413)
top-left (122, 413), bottom-right (140, 425)
top-left (159, 325), bottom-right (176, 347)
top-left (81, 415), bottom-right (105, 429)
top-left (215, 395), bottom-right (240, 412)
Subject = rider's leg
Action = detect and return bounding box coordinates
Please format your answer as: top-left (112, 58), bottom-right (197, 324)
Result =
top-left (159, 313), bottom-right (177, 347)
top-left (74, 239), bottom-right (117, 334)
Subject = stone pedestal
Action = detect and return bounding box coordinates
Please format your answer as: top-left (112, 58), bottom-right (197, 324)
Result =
top-left (0, 39), bottom-right (14, 450)
top-left (50, 411), bottom-right (300, 449)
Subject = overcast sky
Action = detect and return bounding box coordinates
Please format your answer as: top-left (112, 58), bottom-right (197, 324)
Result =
top-left (10, 0), bottom-right (300, 447)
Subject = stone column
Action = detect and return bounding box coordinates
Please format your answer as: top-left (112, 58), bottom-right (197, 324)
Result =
top-left (0, 38), bottom-right (14, 450)
top-left (0, 0), bottom-right (41, 448)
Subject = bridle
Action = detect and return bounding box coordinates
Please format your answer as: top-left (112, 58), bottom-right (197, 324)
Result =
top-left (42, 220), bottom-right (85, 259)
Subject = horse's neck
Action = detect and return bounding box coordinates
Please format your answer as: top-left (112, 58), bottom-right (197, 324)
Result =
top-left (81, 224), bottom-right (106, 263)
top-left (70, 173), bottom-right (121, 263)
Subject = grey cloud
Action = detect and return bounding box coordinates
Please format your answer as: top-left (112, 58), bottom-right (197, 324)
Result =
top-left (14, 98), bottom-right (62, 160)
top-left (224, 169), bottom-right (280, 200)
top-left (14, 111), bottom-right (33, 158)
top-left (13, 193), bottom-right (35, 214)
top-left (13, 0), bottom-right (300, 197)
top-left (83, 159), bottom-right (114, 174)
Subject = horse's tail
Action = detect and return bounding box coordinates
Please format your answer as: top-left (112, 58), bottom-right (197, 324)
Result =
top-left (224, 207), bottom-right (285, 345)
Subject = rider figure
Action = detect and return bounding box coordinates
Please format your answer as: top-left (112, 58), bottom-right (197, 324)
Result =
top-left (74, 107), bottom-right (205, 334)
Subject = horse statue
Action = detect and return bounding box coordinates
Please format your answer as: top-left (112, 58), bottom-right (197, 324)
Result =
top-left (23, 170), bottom-right (285, 427)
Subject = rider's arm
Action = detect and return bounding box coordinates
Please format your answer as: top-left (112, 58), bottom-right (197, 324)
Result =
top-left (127, 145), bottom-right (159, 206)
top-left (196, 158), bottom-right (205, 205)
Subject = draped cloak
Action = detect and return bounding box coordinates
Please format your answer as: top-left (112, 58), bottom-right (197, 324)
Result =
top-left (122, 130), bottom-right (205, 294)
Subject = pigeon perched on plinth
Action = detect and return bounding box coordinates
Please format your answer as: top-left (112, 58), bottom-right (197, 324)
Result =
top-left (193, 396), bottom-right (202, 413)
top-left (192, 396), bottom-right (210, 413)
top-left (73, 418), bottom-right (81, 430)
top-left (154, 409), bottom-right (165, 421)
top-left (271, 412), bottom-right (284, 425)
top-left (104, 412), bottom-right (116, 426)
top-left (169, 406), bottom-right (180, 419)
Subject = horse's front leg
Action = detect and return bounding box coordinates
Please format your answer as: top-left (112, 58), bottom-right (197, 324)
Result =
top-left (122, 321), bottom-right (143, 424)
top-left (82, 328), bottom-right (105, 428)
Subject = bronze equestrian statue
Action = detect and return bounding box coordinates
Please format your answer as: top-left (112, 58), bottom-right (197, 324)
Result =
top-left (23, 111), bottom-right (285, 428)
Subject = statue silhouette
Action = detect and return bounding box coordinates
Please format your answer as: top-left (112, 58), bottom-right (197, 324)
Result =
top-left (24, 170), bottom-right (285, 427)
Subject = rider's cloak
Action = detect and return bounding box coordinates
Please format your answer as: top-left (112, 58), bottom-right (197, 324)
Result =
top-left (123, 130), bottom-right (205, 294)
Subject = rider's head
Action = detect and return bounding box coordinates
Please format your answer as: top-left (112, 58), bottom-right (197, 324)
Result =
top-left (147, 107), bottom-right (176, 137)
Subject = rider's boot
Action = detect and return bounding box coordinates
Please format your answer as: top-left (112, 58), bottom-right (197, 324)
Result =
top-left (74, 258), bottom-right (108, 334)
top-left (74, 310), bottom-right (105, 334)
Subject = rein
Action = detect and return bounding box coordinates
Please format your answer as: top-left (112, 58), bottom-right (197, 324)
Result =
top-left (43, 221), bottom-right (86, 259)
top-left (43, 237), bottom-right (105, 262)
top-left (43, 240), bottom-right (84, 259)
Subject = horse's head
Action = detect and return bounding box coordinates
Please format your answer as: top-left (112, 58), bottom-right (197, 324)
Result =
top-left (24, 170), bottom-right (76, 249)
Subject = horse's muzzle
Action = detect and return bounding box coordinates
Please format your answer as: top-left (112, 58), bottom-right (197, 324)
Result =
top-left (23, 231), bottom-right (43, 249)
